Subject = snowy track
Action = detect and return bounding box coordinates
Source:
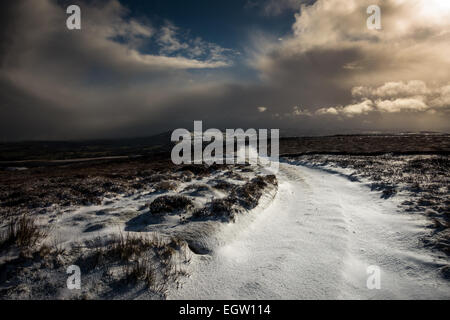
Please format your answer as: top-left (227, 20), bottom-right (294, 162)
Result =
top-left (170, 163), bottom-right (450, 299)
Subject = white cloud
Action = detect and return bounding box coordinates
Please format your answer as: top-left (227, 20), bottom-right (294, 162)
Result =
top-left (258, 106), bottom-right (267, 112)
top-left (255, 0), bottom-right (450, 90)
top-left (129, 51), bottom-right (230, 69)
top-left (352, 81), bottom-right (430, 98)
top-left (289, 0), bottom-right (450, 51)
top-left (316, 107), bottom-right (339, 116)
top-left (316, 81), bottom-right (450, 117)
top-left (157, 23), bottom-right (190, 54)
top-left (375, 97), bottom-right (428, 113)
top-left (251, 0), bottom-right (450, 122)
top-left (342, 100), bottom-right (374, 115)
top-left (156, 22), bottom-right (234, 67)
top-left (316, 100), bottom-right (373, 117)
top-left (292, 106), bottom-right (312, 116)
top-left (430, 85), bottom-right (450, 108)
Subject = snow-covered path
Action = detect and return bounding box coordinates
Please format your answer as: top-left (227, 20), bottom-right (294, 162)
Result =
top-left (169, 163), bottom-right (450, 299)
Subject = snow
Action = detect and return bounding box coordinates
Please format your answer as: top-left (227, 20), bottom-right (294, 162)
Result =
top-left (24, 153), bottom-right (449, 300)
top-left (169, 162), bottom-right (450, 299)
top-left (39, 163), bottom-right (265, 251)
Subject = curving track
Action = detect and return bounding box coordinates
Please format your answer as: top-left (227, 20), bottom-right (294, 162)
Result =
top-left (169, 163), bottom-right (450, 299)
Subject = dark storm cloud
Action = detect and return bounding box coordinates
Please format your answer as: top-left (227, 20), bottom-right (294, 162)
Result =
top-left (0, 76), bottom-right (80, 140)
top-left (0, 0), bottom-right (449, 141)
top-left (0, 0), bottom-right (237, 140)
top-left (0, 2), bottom-right (20, 64)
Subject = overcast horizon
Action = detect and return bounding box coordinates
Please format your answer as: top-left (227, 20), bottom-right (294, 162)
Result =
top-left (1, 0), bottom-right (450, 141)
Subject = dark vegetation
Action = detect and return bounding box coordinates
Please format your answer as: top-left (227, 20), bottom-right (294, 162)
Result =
top-left (0, 215), bottom-right (46, 252)
top-left (0, 155), bottom-right (177, 219)
top-left (148, 196), bottom-right (193, 215)
top-left (2, 134), bottom-right (446, 224)
top-left (193, 175), bottom-right (277, 222)
top-left (0, 132), bottom-right (174, 162)
top-left (280, 134), bottom-right (450, 156)
top-left (212, 180), bottom-right (235, 191)
top-left (3, 133), bottom-right (447, 163)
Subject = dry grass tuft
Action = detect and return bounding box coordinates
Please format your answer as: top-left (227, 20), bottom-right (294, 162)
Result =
top-left (192, 174), bottom-right (277, 221)
top-left (74, 232), bottom-right (190, 295)
top-left (108, 232), bottom-right (154, 261)
top-left (123, 257), bottom-right (157, 288)
top-left (0, 215), bottom-right (47, 251)
top-left (153, 180), bottom-right (179, 192)
top-left (148, 195), bottom-right (193, 215)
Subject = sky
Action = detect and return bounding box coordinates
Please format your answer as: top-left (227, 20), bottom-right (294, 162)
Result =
top-left (0, 0), bottom-right (449, 140)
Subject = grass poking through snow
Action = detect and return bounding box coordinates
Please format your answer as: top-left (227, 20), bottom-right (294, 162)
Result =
top-left (0, 215), bottom-right (47, 252)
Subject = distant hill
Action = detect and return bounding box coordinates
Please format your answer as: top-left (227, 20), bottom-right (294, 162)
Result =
top-left (1, 132), bottom-right (449, 162)
top-left (0, 132), bottom-right (174, 161)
